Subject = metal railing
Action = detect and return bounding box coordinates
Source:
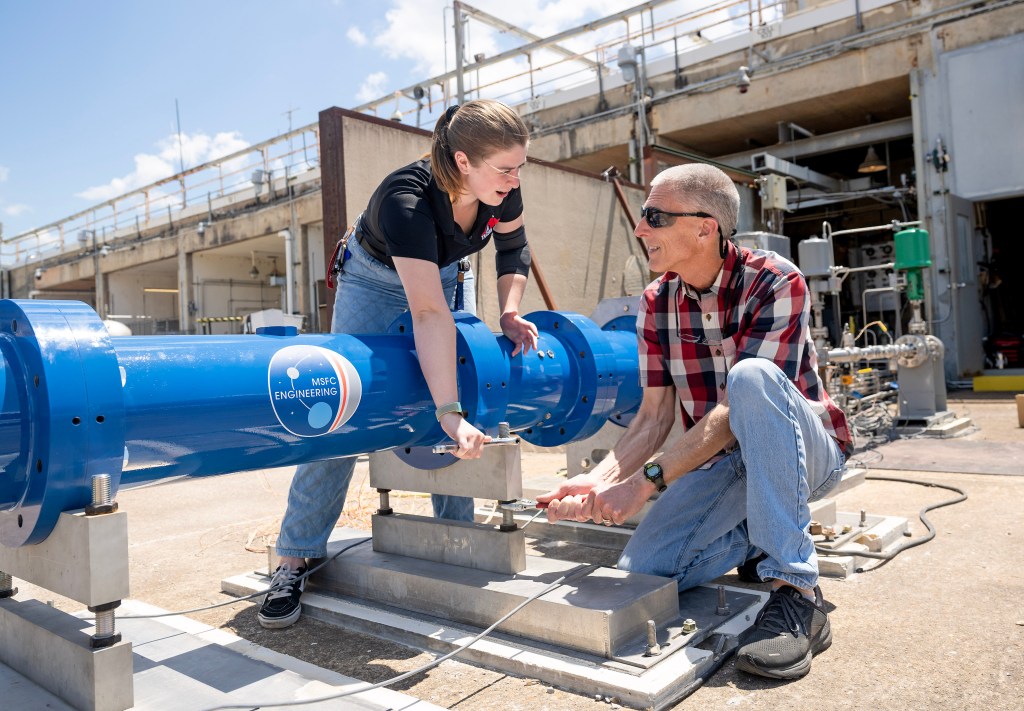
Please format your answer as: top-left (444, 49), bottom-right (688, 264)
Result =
top-left (2, 125), bottom-right (320, 269)
top-left (355, 0), bottom-right (786, 126)
top-left (4, 0), bottom-right (790, 270)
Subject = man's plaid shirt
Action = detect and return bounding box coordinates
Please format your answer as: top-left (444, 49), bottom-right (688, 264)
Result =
top-left (637, 242), bottom-right (851, 455)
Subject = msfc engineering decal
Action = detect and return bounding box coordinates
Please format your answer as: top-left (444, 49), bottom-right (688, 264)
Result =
top-left (268, 345), bottom-right (362, 437)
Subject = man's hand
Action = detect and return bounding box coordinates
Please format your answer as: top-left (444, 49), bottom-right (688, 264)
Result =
top-left (537, 473), bottom-right (655, 526)
top-left (500, 310), bottom-right (539, 356)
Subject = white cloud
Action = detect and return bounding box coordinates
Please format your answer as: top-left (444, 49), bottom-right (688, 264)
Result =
top-left (3, 204), bottom-right (31, 217)
top-left (0, 165), bottom-right (9, 182)
top-left (356, 71), bottom-right (390, 102)
top-left (346, 26), bottom-right (368, 46)
top-left (76, 130), bottom-right (250, 202)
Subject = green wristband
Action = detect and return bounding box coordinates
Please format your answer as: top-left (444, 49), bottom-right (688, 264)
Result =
top-left (435, 401), bottom-right (464, 422)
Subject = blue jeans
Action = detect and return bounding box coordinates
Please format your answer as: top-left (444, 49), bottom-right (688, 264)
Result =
top-left (618, 358), bottom-right (846, 591)
top-left (275, 233), bottom-right (477, 559)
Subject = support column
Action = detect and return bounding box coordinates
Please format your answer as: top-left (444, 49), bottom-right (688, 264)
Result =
top-left (177, 246), bottom-right (194, 334)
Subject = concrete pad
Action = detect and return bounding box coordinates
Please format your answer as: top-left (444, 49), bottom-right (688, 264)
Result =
top-left (0, 597), bottom-right (133, 711)
top-left (222, 572), bottom-right (767, 711)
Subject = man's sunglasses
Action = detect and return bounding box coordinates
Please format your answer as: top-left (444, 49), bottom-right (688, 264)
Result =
top-left (639, 207), bottom-right (715, 229)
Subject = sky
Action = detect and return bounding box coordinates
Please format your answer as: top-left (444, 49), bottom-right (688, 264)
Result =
top-left (0, 0), bottom-right (717, 240)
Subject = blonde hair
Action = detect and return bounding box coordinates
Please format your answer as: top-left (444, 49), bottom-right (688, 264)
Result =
top-left (430, 100), bottom-right (530, 201)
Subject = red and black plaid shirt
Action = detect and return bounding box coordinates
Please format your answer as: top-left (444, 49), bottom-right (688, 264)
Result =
top-left (638, 242), bottom-right (851, 457)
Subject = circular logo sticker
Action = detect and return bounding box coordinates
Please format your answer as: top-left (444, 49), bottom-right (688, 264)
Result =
top-left (268, 345), bottom-right (362, 437)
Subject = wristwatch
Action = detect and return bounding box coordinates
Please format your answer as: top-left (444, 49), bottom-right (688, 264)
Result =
top-left (643, 462), bottom-right (667, 492)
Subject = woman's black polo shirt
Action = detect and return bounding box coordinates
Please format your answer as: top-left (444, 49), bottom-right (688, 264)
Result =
top-left (358, 159), bottom-right (529, 276)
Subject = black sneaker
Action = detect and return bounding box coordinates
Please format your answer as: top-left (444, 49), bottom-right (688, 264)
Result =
top-left (735, 585), bottom-right (831, 679)
top-left (257, 563), bottom-right (307, 629)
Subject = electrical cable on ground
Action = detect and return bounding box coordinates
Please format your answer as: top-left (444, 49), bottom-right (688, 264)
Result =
top-left (90, 537), bottom-right (372, 621)
top-left (814, 474), bottom-right (967, 572)
top-left (203, 568), bottom-right (575, 710)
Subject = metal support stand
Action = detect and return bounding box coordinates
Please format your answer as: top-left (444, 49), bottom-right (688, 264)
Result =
top-left (225, 431), bottom-right (769, 709)
top-left (0, 508), bottom-right (132, 711)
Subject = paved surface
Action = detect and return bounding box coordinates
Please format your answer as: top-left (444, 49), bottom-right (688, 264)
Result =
top-left (13, 392), bottom-right (1024, 710)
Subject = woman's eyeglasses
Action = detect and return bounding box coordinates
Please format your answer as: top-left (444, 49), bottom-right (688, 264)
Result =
top-left (640, 207), bottom-right (714, 229)
top-left (482, 160), bottom-right (525, 179)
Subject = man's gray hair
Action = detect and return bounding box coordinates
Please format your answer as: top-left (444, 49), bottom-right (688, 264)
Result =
top-left (652, 163), bottom-right (740, 237)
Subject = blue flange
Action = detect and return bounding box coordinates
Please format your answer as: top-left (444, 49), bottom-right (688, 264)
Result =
top-left (389, 311), bottom-right (511, 469)
top-left (0, 301), bottom-right (126, 546)
top-left (517, 312), bottom-right (619, 447)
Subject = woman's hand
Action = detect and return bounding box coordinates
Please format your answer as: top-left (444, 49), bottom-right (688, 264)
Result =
top-left (439, 412), bottom-right (491, 459)
top-left (500, 310), bottom-right (539, 356)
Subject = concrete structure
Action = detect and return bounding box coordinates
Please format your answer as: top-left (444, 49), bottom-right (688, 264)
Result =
top-left (3, 0), bottom-right (1022, 379)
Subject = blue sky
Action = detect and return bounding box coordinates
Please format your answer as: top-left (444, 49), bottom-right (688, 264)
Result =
top-left (0, 1), bottom-right (707, 239)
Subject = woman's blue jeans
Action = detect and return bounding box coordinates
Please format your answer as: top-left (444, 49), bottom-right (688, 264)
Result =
top-left (275, 235), bottom-right (477, 559)
top-left (618, 358), bottom-right (846, 592)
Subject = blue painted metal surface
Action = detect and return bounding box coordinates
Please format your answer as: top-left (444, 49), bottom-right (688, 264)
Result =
top-left (0, 299), bottom-right (641, 546)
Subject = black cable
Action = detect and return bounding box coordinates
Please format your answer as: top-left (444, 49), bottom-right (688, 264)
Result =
top-left (204, 569), bottom-right (575, 710)
top-left (815, 475), bottom-right (967, 572)
top-left (109, 537), bottom-right (372, 620)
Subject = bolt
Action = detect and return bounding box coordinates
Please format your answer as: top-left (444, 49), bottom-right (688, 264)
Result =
top-left (859, 509), bottom-right (868, 527)
top-left (95, 609), bottom-right (115, 637)
top-left (497, 421), bottom-right (511, 439)
top-left (715, 585), bottom-right (730, 616)
top-left (537, 350), bottom-right (545, 359)
top-left (546, 349), bottom-right (555, 358)
top-left (682, 618), bottom-right (697, 634)
top-left (88, 601), bottom-right (122, 649)
top-left (499, 502), bottom-right (517, 532)
top-left (85, 473), bottom-right (118, 516)
top-left (377, 488), bottom-right (393, 516)
top-left (644, 619), bottom-right (662, 656)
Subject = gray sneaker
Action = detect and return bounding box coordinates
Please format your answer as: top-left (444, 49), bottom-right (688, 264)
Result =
top-left (735, 585), bottom-right (831, 679)
top-left (257, 563), bottom-right (307, 629)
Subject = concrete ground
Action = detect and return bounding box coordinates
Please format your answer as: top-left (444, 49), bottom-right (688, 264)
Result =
top-left (17, 392), bottom-right (1024, 710)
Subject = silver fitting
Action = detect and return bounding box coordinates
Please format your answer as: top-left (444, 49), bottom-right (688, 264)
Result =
top-left (715, 585), bottom-right (730, 616)
top-left (644, 619), bottom-right (662, 656)
top-left (86, 473), bottom-right (118, 515)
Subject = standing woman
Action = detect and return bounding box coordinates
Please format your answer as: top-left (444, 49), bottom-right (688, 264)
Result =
top-left (259, 99), bottom-right (539, 628)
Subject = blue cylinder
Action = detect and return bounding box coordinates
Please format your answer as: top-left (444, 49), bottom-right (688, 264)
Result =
top-left (0, 299), bottom-right (642, 546)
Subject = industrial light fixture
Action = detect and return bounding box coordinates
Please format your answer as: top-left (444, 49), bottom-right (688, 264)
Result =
top-left (143, 288), bottom-right (179, 294)
top-left (737, 66), bottom-right (752, 93)
top-left (251, 169), bottom-right (266, 195)
top-left (617, 44), bottom-right (639, 83)
top-left (858, 145), bottom-right (886, 173)
top-left (390, 91), bottom-right (403, 123)
top-left (249, 252), bottom-right (260, 279)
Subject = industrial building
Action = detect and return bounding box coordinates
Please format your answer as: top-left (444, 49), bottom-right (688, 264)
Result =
top-left (1, 2), bottom-right (1023, 710)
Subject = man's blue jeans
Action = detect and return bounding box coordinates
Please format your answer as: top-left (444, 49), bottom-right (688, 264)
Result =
top-left (275, 235), bottom-right (476, 560)
top-left (618, 358), bottom-right (846, 591)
